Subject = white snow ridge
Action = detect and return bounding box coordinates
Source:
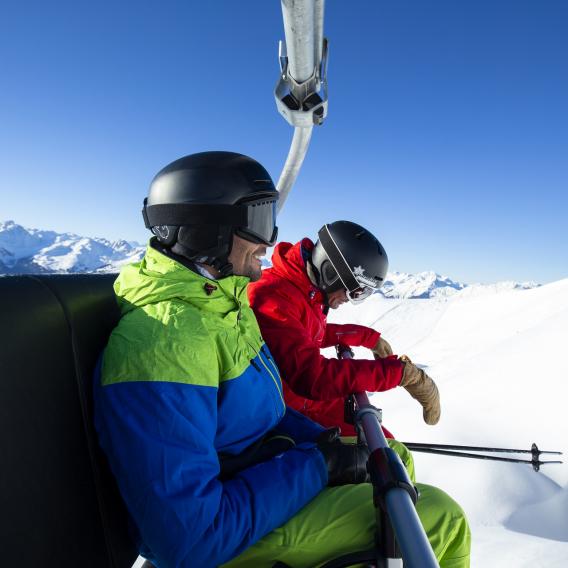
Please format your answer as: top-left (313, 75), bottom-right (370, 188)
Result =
top-left (327, 279), bottom-right (568, 567)
top-left (379, 271), bottom-right (466, 299)
top-left (0, 220), bottom-right (145, 274)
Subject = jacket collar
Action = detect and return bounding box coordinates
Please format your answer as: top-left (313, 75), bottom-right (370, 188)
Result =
top-left (270, 238), bottom-right (326, 305)
top-left (114, 241), bottom-right (250, 317)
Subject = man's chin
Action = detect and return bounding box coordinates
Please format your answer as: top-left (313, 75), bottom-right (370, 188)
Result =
top-left (248, 267), bottom-right (263, 282)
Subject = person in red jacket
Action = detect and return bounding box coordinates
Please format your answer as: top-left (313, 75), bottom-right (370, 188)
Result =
top-left (248, 220), bottom-right (441, 437)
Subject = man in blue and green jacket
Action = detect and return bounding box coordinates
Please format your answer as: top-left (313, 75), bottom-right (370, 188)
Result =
top-left (94, 152), bottom-right (470, 568)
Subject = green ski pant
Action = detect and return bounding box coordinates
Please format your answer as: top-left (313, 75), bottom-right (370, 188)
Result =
top-left (223, 440), bottom-right (471, 568)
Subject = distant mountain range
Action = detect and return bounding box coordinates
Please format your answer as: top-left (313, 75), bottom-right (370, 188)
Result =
top-left (0, 221), bottom-right (539, 298)
top-left (0, 220), bottom-right (145, 275)
top-left (379, 271), bottom-right (538, 299)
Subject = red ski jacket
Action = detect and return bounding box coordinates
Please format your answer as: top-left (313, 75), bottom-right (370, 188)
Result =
top-left (248, 239), bottom-right (403, 437)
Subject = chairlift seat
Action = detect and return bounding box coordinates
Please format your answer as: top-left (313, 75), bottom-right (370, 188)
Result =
top-left (0, 274), bottom-right (138, 568)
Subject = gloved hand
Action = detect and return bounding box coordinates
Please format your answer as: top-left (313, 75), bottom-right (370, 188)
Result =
top-left (316, 428), bottom-right (370, 486)
top-left (371, 336), bottom-right (394, 359)
top-left (399, 355), bottom-right (441, 425)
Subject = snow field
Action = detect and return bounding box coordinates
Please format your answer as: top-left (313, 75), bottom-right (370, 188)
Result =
top-left (327, 279), bottom-right (568, 567)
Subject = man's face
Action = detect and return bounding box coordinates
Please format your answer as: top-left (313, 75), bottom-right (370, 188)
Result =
top-left (327, 288), bottom-right (348, 309)
top-left (228, 234), bottom-right (267, 282)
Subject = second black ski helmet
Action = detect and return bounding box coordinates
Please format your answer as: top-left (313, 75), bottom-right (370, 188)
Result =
top-left (311, 221), bottom-right (388, 303)
top-left (142, 151), bottom-right (279, 274)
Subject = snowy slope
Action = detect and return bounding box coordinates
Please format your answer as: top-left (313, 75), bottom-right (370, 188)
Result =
top-left (325, 279), bottom-right (568, 567)
top-left (0, 220), bottom-right (145, 274)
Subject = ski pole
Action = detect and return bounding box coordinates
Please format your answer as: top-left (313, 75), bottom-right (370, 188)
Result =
top-left (400, 441), bottom-right (562, 455)
top-left (401, 443), bottom-right (563, 472)
top-left (336, 346), bottom-right (439, 568)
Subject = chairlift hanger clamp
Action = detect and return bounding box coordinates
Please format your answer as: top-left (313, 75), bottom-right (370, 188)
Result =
top-left (275, 0), bottom-right (328, 211)
top-left (275, 38), bottom-right (329, 127)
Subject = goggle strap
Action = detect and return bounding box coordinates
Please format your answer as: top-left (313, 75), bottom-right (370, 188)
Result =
top-left (143, 203), bottom-right (248, 229)
top-left (318, 225), bottom-right (360, 293)
top-left (142, 198), bottom-right (151, 228)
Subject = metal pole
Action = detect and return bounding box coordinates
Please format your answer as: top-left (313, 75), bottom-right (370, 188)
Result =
top-left (400, 445), bottom-right (563, 471)
top-left (339, 347), bottom-right (439, 568)
top-left (314, 0), bottom-right (325, 80)
top-left (276, 127), bottom-right (313, 212)
top-left (281, 0), bottom-right (316, 84)
top-left (354, 392), bottom-right (439, 568)
top-left (385, 489), bottom-right (439, 568)
top-left (401, 442), bottom-right (563, 456)
top-left (275, 0), bottom-right (328, 212)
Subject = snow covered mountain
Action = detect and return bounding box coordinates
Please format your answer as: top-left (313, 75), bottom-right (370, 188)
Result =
top-left (0, 220), bottom-right (145, 275)
top-left (0, 221), bottom-right (541, 297)
top-left (378, 271), bottom-right (539, 299)
top-left (380, 271), bottom-right (466, 298)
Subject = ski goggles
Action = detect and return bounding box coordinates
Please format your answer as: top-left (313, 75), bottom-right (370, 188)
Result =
top-left (320, 259), bottom-right (375, 303)
top-left (235, 195), bottom-right (279, 246)
top-left (346, 284), bottom-right (374, 304)
top-left (142, 192), bottom-right (279, 247)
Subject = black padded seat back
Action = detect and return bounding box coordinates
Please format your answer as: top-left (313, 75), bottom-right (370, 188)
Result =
top-left (0, 274), bottom-right (138, 568)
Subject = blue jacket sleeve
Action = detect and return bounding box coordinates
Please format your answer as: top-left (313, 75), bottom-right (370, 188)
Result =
top-left (94, 379), bottom-right (327, 568)
top-left (274, 406), bottom-right (326, 443)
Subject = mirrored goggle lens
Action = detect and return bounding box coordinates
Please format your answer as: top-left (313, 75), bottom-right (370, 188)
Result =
top-left (347, 285), bottom-right (374, 303)
top-left (241, 198), bottom-right (278, 245)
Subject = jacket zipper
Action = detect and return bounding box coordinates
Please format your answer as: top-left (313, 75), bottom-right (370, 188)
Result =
top-left (261, 346), bottom-right (283, 382)
top-left (257, 348), bottom-right (286, 412)
top-left (235, 302), bottom-right (285, 413)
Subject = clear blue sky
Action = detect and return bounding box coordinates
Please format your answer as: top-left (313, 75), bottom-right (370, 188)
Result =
top-left (1, 0), bottom-right (567, 283)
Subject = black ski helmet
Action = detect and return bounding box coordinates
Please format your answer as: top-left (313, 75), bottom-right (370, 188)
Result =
top-left (311, 221), bottom-right (388, 303)
top-left (142, 151), bottom-right (279, 275)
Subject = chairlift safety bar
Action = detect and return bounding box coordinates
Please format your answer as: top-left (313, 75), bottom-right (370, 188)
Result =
top-left (339, 349), bottom-right (440, 568)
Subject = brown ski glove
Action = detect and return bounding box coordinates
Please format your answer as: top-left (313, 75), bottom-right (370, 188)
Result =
top-left (399, 355), bottom-right (441, 425)
top-left (371, 336), bottom-right (394, 359)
